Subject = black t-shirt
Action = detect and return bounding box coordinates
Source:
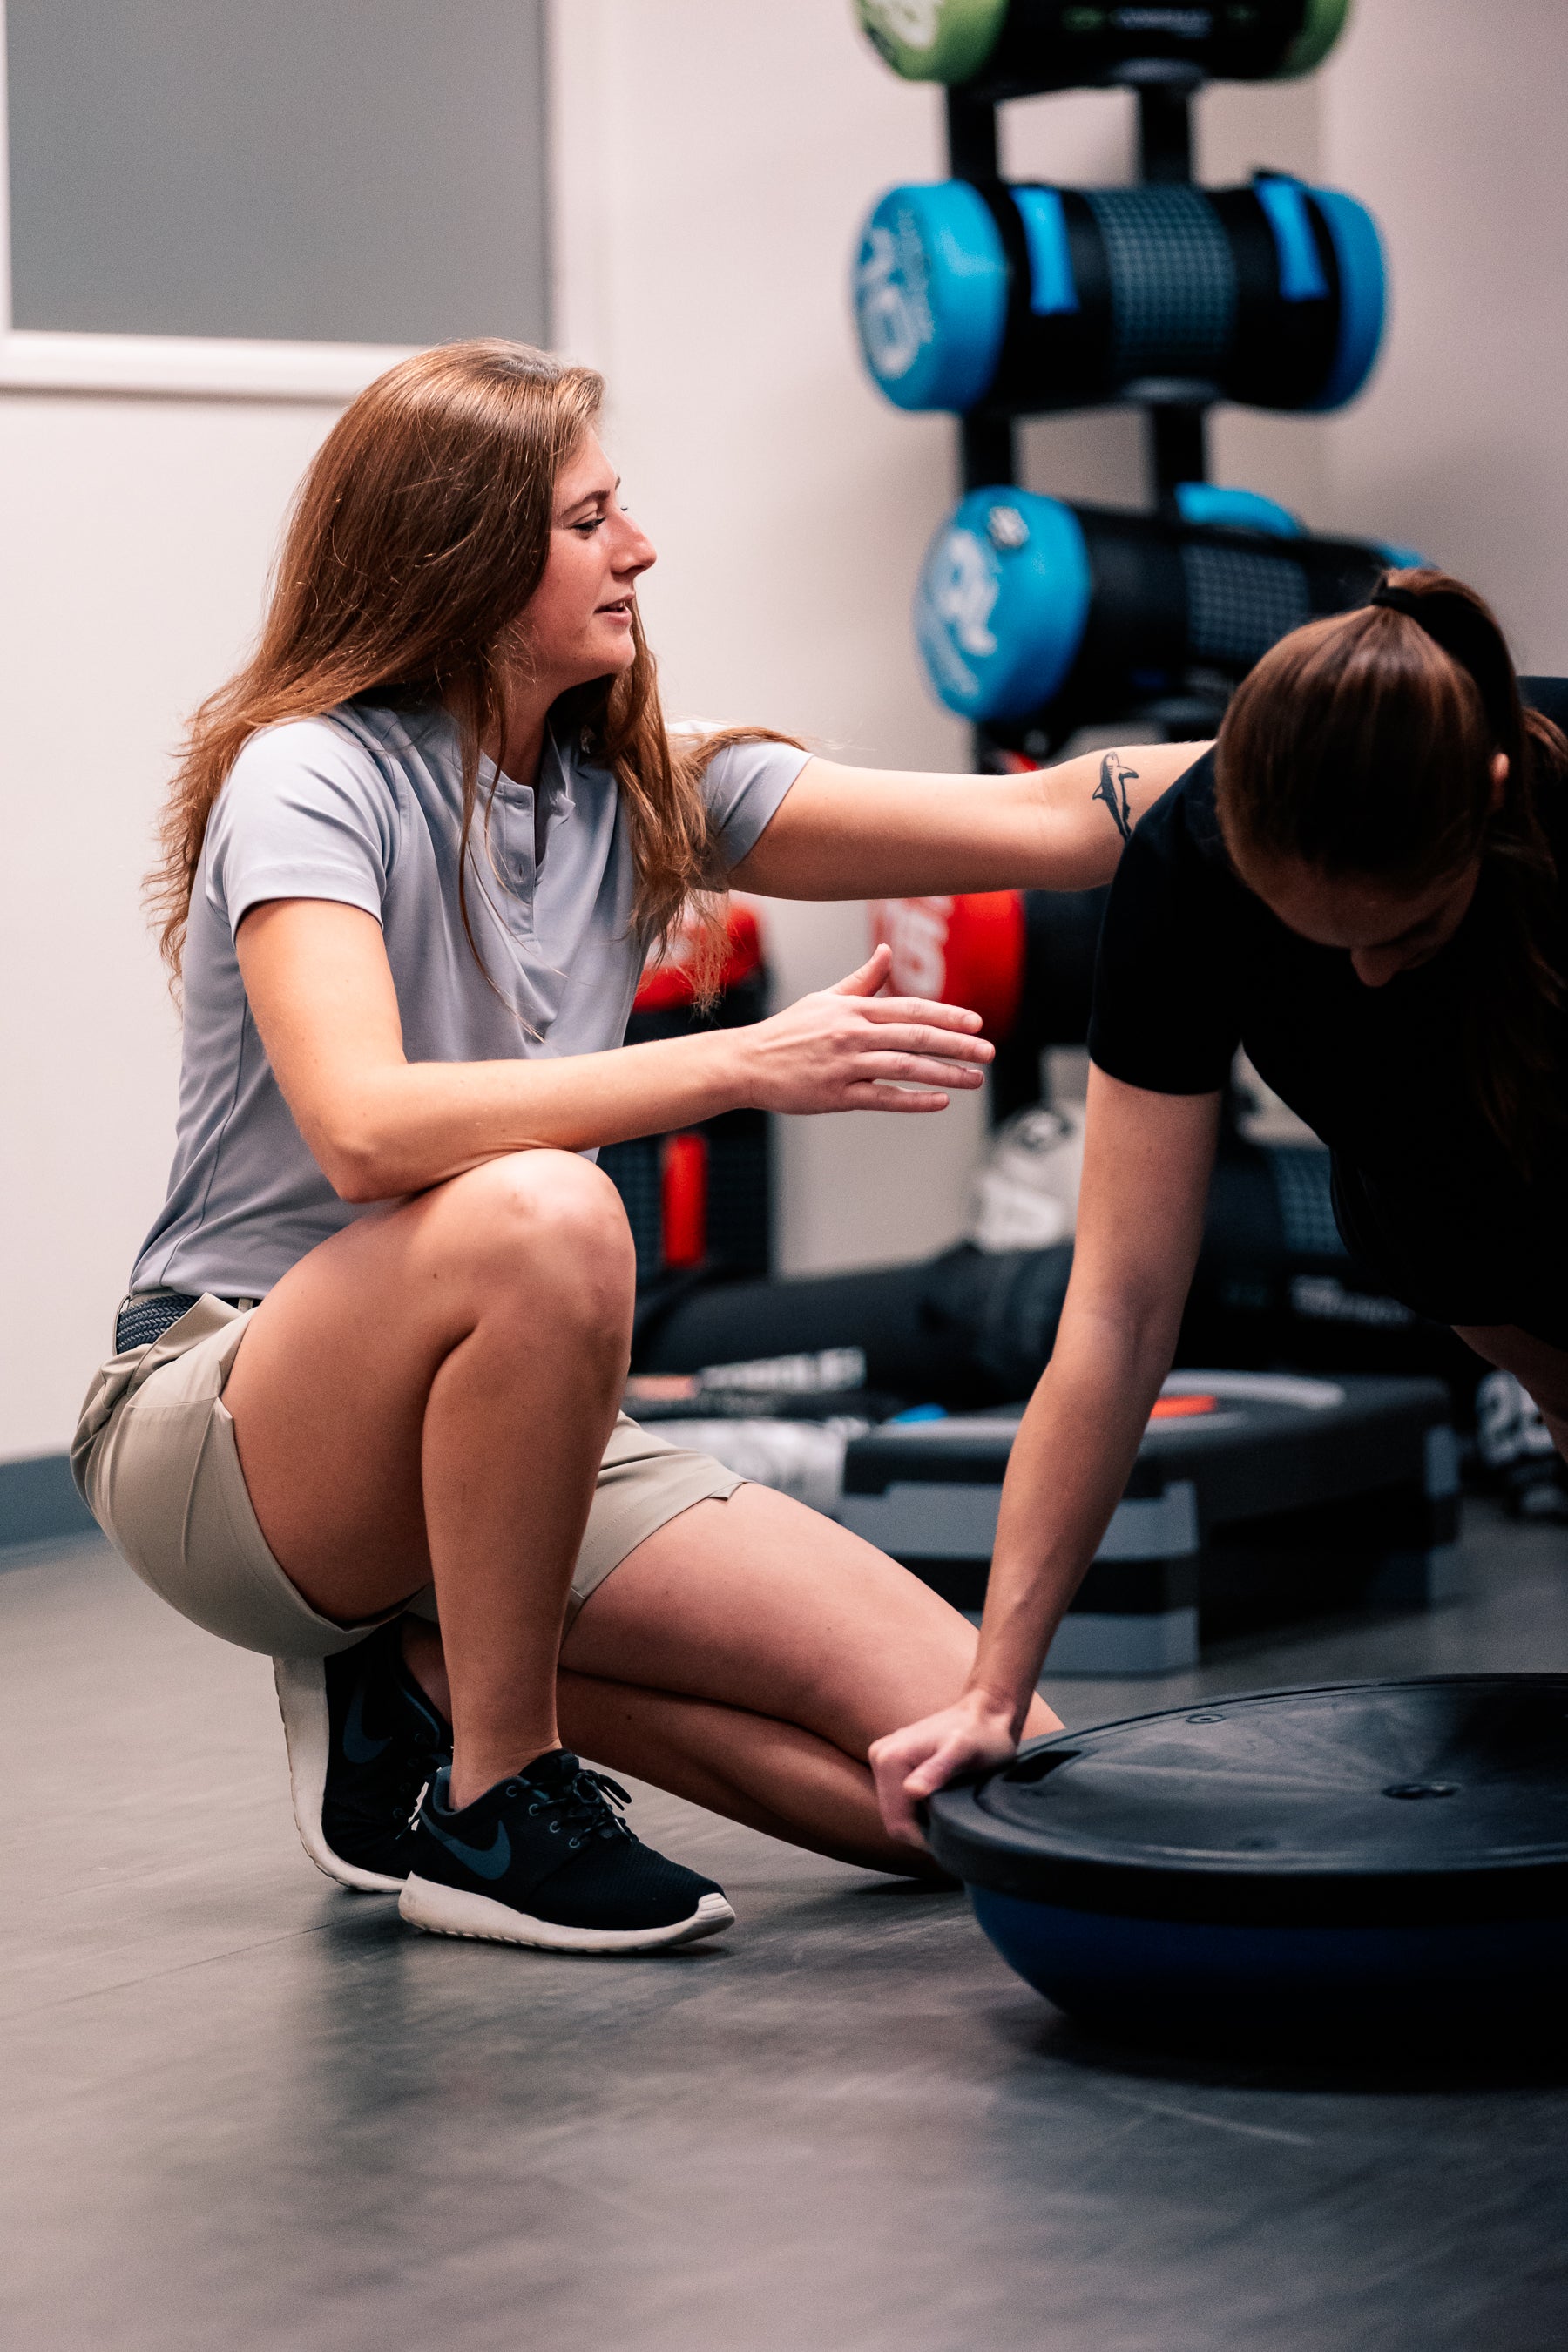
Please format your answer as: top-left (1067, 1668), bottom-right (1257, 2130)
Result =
top-left (1087, 679), bottom-right (1568, 1335)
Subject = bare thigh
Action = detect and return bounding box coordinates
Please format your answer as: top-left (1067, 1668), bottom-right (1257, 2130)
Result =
top-left (1455, 1322), bottom-right (1568, 1456)
top-left (221, 1150), bottom-right (632, 1618)
top-left (561, 1481), bottom-right (1032, 1760)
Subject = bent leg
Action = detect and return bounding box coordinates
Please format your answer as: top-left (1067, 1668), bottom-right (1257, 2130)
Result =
top-left (552, 1482), bottom-right (1058, 1873)
top-left (1454, 1322), bottom-right (1568, 1461)
top-left (555, 1671), bottom-right (943, 1878)
top-left (222, 1149), bottom-right (635, 1804)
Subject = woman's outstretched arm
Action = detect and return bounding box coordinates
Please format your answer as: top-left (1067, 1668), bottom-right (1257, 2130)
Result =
top-left (868, 1066), bottom-right (1222, 1843)
top-left (236, 913), bottom-right (992, 1204)
top-left (729, 741), bottom-right (1210, 901)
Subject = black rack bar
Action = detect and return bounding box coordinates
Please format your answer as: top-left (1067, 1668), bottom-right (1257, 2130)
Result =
top-left (1135, 79), bottom-right (1196, 182)
top-left (1149, 402), bottom-right (1208, 505)
top-left (960, 412), bottom-right (1018, 497)
top-left (944, 74), bottom-right (1211, 517)
top-left (944, 87), bottom-right (1000, 181)
top-left (941, 65), bottom-right (1211, 1097)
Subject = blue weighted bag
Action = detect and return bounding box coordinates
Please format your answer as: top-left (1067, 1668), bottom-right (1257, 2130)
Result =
top-left (855, 174), bottom-right (1384, 416)
top-left (913, 483), bottom-right (1417, 730)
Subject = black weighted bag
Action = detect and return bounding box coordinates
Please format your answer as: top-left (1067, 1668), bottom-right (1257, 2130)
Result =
top-left (856, 0), bottom-right (1349, 96)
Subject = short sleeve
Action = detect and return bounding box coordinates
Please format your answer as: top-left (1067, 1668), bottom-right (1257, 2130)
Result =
top-left (698, 738), bottom-right (813, 868)
top-left (204, 719), bottom-right (399, 941)
top-left (1522, 676), bottom-right (1568, 734)
top-left (1087, 759), bottom-right (1240, 1096)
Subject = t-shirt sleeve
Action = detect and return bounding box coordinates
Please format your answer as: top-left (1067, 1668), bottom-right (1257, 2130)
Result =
top-left (204, 719), bottom-right (398, 941)
top-left (698, 737), bottom-right (814, 869)
top-left (1521, 676), bottom-right (1568, 735)
top-left (1087, 768), bottom-right (1240, 1096)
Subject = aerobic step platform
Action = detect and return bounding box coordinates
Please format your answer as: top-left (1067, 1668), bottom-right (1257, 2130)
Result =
top-left (836, 1372), bottom-right (1459, 1674)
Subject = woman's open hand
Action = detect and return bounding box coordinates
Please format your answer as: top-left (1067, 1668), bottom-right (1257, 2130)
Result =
top-left (870, 1689), bottom-right (1059, 1847)
top-left (739, 943), bottom-right (993, 1116)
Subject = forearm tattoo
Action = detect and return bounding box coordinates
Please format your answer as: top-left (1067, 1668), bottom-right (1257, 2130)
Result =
top-left (1093, 750), bottom-right (1139, 844)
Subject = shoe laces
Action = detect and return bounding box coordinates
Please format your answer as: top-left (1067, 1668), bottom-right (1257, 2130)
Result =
top-left (393, 1749), bottom-right (434, 1831)
top-left (394, 1708), bottom-right (451, 1833)
top-left (511, 1760), bottom-right (634, 1853)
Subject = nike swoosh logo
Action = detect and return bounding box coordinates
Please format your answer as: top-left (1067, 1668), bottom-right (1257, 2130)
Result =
top-left (341, 1678), bottom-right (391, 1767)
top-left (422, 1815), bottom-right (512, 1881)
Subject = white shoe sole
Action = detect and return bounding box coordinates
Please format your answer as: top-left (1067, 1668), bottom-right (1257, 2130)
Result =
top-left (397, 1876), bottom-right (735, 1952)
top-left (273, 1655), bottom-right (405, 1896)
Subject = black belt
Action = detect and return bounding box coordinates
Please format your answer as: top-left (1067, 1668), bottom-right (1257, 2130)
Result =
top-left (116, 1289), bottom-right (260, 1354)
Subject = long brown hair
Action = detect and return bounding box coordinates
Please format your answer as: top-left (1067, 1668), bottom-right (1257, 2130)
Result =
top-left (150, 339), bottom-right (794, 991)
top-left (1215, 568), bottom-right (1568, 1173)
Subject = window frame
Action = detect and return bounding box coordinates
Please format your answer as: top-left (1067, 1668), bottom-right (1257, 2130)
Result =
top-left (0, 0), bottom-right (416, 402)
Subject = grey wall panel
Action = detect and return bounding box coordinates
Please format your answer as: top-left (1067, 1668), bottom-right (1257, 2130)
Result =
top-left (6, 0), bottom-right (549, 346)
top-left (0, 1454), bottom-right (97, 1554)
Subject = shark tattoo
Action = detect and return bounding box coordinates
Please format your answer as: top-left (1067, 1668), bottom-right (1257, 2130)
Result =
top-left (1093, 750), bottom-right (1139, 844)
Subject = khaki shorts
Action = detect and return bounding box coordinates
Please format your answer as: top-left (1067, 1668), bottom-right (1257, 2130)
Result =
top-left (71, 1294), bottom-right (744, 1659)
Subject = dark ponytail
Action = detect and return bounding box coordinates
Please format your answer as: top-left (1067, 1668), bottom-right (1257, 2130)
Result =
top-left (1215, 569), bottom-right (1568, 1175)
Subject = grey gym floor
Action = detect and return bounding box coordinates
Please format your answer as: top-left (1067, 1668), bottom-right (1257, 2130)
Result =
top-left (4, 1507), bottom-right (1565, 2352)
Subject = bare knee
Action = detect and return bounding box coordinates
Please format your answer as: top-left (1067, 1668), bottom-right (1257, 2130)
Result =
top-left (432, 1151), bottom-right (635, 1336)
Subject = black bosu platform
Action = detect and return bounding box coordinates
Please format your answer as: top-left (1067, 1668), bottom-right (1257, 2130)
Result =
top-left (924, 1677), bottom-right (1568, 2047)
top-left (837, 1372), bottom-right (1458, 1673)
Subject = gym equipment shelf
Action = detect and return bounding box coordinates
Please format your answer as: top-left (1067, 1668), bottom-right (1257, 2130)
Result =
top-left (855, 4), bottom-right (1378, 782)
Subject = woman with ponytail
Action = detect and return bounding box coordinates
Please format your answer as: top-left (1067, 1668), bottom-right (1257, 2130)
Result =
top-left (74, 340), bottom-right (1201, 1955)
top-left (874, 571), bottom-right (1568, 1842)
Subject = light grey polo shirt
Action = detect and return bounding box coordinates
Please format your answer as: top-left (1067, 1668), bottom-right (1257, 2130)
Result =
top-left (131, 701), bottom-right (809, 1301)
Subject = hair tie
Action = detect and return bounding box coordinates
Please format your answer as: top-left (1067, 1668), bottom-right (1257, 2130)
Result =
top-left (1365, 574), bottom-right (1517, 749)
top-left (1368, 580), bottom-right (1423, 622)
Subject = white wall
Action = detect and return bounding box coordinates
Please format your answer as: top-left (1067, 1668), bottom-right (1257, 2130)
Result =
top-left (1316, 0), bottom-right (1568, 668)
top-left (0, 395), bottom-right (339, 1462)
top-left (4, 0), bottom-right (1567, 1465)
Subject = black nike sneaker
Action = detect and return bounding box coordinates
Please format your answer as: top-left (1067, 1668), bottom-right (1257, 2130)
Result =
top-left (399, 1751), bottom-right (735, 1952)
top-left (274, 1620), bottom-right (452, 1894)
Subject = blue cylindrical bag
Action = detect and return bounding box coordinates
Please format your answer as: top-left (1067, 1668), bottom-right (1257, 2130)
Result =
top-left (914, 483), bottom-right (1419, 733)
top-left (855, 175), bottom-right (1385, 417)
